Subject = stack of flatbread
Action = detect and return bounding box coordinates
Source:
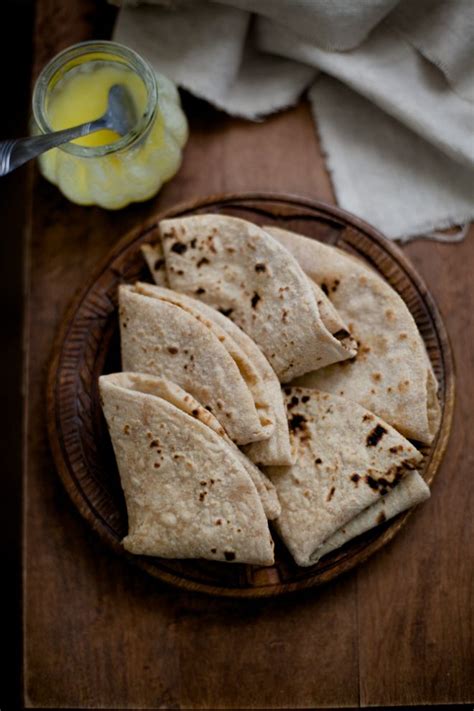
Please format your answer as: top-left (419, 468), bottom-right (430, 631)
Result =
top-left (99, 214), bottom-right (440, 568)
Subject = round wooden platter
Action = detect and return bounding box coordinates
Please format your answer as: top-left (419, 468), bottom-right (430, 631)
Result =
top-left (47, 193), bottom-right (454, 598)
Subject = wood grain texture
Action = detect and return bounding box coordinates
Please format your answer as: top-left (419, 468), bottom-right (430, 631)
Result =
top-left (23, 0), bottom-right (474, 707)
top-left (46, 194), bottom-right (454, 597)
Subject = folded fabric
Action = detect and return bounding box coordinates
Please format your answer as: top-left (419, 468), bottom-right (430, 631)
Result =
top-left (114, 0), bottom-right (474, 241)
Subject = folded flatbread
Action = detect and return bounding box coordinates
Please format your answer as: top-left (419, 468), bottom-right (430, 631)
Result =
top-left (142, 234), bottom-right (168, 287)
top-left (266, 227), bottom-right (441, 444)
top-left (119, 283), bottom-right (274, 445)
top-left (132, 281), bottom-right (294, 466)
top-left (317, 470), bottom-right (430, 561)
top-left (99, 372), bottom-right (276, 564)
top-left (266, 387), bottom-right (424, 567)
top-left (157, 214), bottom-right (357, 382)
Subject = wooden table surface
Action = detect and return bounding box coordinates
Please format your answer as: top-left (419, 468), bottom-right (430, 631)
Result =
top-left (22, 1), bottom-right (473, 708)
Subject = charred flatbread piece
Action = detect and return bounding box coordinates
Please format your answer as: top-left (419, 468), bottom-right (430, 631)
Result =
top-left (317, 470), bottom-right (430, 560)
top-left (133, 282), bottom-right (294, 466)
top-left (158, 214), bottom-right (356, 382)
top-left (119, 283), bottom-right (273, 446)
top-left (99, 372), bottom-right (275, 564)
top-left (266, 226), bottom-right (441, 444)
top-left (266, 387), bottom-right (424, 567)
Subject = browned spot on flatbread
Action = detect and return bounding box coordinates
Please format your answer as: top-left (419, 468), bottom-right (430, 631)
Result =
top-left (333, 329), bottom-right (350, 341)
top-left (255, 263), bottom-right (266, 272)
top-left (363, 414), bottom-right (374, 422)
top-left (377, 511), bottom-right (387, 524)
top-left (327, 486), bottom-right (336, 502)
top-left (167, 346), bottom-right (178, 354)
top-left (399, 332), bottom-right (408, 340)
top-left (224, 551), bottom-right (236, 561)
top-left (351, 473), bottom-right (360, 485)
top-left (389, 445), bottom-right (404, 454)
top-left (162, 229), bottom-right (176, 239)
top-left (289, 414), bottom-right (307, 433)
top-left (195, 287), bottom-right (205, 294)
top-left (196, 257), bottom-right (209, 267)
top-left (371, 372), bottom-right (382, 382)
top-left (398, 380), bottom-right (410, 393)
top-left (366, 424), bottom-right (387, 446)
top-left (170, 241), bottom-right (187, 254)
top-left (218, 307), bottom-right (234, 317)
top-left (365, 474), bottom-right (379, 490)
top-left (251, 292), bottom-right (261, 309)
top-left (385, 309), bottom-right (396, 321)
top-left (154, 258), bottom-right (165, 270)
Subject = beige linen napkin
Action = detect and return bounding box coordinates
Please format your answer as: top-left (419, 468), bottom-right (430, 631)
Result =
top-left (115, 0), bottom-right (474, 241)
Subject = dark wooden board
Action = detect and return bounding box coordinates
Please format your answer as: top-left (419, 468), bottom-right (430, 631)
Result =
top-left (47, 193), bottom-right (454, 597)
top-left (23, 0), bottom-right (474, 706)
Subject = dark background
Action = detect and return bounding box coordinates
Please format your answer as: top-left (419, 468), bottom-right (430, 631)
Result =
top-left (2, 2), bottom-right (34, 709)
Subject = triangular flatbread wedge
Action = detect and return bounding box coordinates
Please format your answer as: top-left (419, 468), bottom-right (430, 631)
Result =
top-left (318, 470), bottom-right (430, 561)
top-left (119, 283), bottom-right (273, 445)
top-left (266, 387), bottom-right (424, 567)
top-left (133, 281), bottom-right (294, 466)
top-left (99, 373), bottom-right (276, 564)
top-left (158, 214), bottom-right (356, 381)
top-left (266, 227), bottom-right (441, 444)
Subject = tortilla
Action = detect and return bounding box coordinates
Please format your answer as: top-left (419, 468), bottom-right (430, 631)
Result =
top-left (134, 281), bottom-right (294, 466)
top-left (158, 214), bottom-right (357, 381)
top-left (266, 387), bottom-right (423, 567)
top-left (266, 226), bottom-right (441, 444)
top-left (99, 372), bottom-right (275, 564)
top-left (317, 470), bottom-right (430, 561)
top-left (119, 283), bottom-right (273, 445)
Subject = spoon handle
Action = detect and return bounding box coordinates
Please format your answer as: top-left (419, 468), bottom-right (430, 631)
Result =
top-left (0, 118), bottom-right (107, 176)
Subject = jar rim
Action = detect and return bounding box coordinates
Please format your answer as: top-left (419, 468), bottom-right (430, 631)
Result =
top-left (32, 40), bottom-right (158, 157)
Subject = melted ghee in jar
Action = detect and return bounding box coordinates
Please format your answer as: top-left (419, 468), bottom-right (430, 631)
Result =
top-left (47, 62), bottom-right (147, 146)
top-left (37, 59), bottom-right (188, 209)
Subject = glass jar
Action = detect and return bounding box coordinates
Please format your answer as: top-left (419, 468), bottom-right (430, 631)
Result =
top-left (32, 41), bottom-right (188, 209)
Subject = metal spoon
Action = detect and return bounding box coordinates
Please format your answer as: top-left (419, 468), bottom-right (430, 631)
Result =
top-left (0, 84), bottom-right (138, 176)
